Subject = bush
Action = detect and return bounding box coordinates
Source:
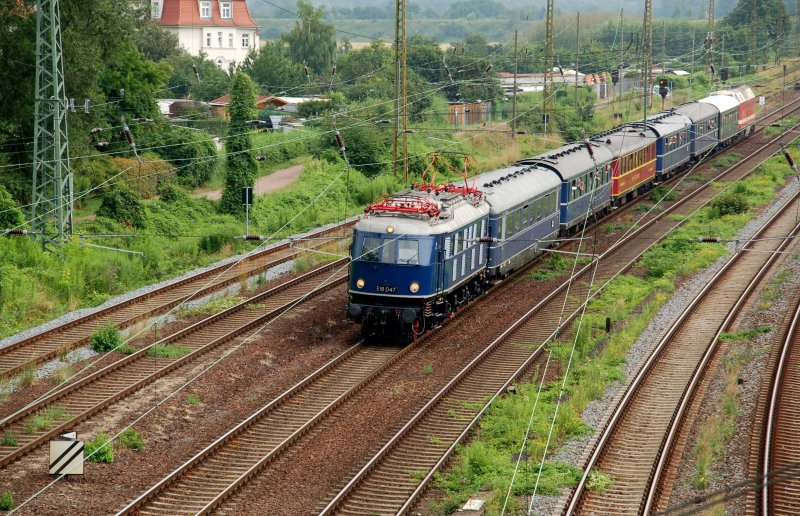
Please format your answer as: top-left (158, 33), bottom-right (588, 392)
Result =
top-left (0, 491), bottom-right (12, 511)
top-left (119, 428), bottom-right (144, 451)
top-left (97, 187), bottom-right (147, 228)
top-left (711, 192), bottom-right (749, 216)
top-left (157, 183), bottom-right (190, 203)
top-left (90, 324), bottom-right (122, 353)
top-left (112, 154), bottom-right (177, 199)
top-left (651, 185), bottom-right (677, 203)
top-left (199, 232), bottom-right (233, 254)
top-left (137, 124), bottom-right (218, 188)
top-left (85, 433), bottom-right (114, 463)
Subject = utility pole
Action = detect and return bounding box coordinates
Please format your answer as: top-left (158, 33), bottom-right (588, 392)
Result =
top-left (796, 0), bottom-right (799, 58)
top-left (512, 30), bottom-right (518, 138)
top-left (777, 8), bottom-right (783, 64)
top-left (691, 29), bottom-right (696, 97)
top-left (393, 0), bottom-right (408, 183)
top-left (750, 0), bottom-right (756, 68)
top-left (619, 8), bottom-right (624, 100)
top-left (642, 0), bottom-right (653, 126)
top-left (575, 12), bottom-right (580, 106)
top-left (544, 0), bottom-right (554, 135)
top-left (32, 0), bottom-right (73, 248)
top-left (661, 20), bottom-right (666, 77)
top-left (706, 0), bottom-right (714, 77)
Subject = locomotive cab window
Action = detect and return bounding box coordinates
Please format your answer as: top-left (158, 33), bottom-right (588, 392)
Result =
top-left (361, 237), bottom-right (382, 261)
top-left (398, 240), bottom-right (419, 264)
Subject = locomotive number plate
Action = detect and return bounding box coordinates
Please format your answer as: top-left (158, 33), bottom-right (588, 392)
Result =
top-left (376, 285), bottom-right (397, 293)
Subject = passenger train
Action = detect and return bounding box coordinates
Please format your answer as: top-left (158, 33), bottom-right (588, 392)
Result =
top-left (346, 85), bottom-right (757, 340)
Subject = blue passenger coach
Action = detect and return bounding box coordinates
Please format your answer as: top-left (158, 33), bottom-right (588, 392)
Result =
top-left (520, 142), bottom-right (615, 232)
top-left (479, 165), bottom-right (561, 277)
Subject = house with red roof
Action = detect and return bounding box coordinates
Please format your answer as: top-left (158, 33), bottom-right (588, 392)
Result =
top-left (152, 0), bottom-right (260, 69)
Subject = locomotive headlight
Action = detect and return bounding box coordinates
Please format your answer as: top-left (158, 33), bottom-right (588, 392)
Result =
top-left (356, 278), bottom-right (365, 289)
top-left (409, 281), bottom-right (420, 293)
top-left (386, 225), bottom-right (395, 234)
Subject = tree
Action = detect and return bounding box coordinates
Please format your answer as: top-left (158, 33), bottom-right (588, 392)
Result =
top-left (220, 72), bottom-right (258, 215)
top-left (281, 0), bottom-right (336, 75)
top-left (163, 51), bottom-right (231, 100)
top-left (242, 41), bottom-right (307, 93)
top-left (135, 20), bottom-right (180, 62)
top-left (337, 41), bottom-right (392, 83)
top-left (408, 35), bottom-right (444, 83)
top-left (0, 185), bottom-right (24, 230)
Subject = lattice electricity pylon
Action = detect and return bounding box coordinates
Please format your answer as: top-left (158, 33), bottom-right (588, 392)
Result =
top-left (32, 0), bottom-right (73, 247)
top-left (393, 0), bottom-right (409, 183)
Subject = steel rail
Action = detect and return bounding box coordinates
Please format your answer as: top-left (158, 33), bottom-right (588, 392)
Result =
top-left (760, 285), bottom-right (800, 513)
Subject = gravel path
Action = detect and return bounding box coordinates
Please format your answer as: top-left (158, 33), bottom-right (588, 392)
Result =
top-left (192, 164), bottom-right (303, 200)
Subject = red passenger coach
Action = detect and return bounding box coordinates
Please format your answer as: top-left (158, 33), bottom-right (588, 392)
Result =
top-left (611, 142), bottom-right (657, 197)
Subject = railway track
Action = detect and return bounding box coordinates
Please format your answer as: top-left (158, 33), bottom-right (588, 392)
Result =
top-left (47, 79), bottom-right (797, 516)
top-left (751, 285), bottom-right (800, 514)
top-left (0, 220), bottom-right (354, 379)
top-left (563, 187), bottom-right (800, 512)
top-left (314, 112), bottom-right (800, 514)
top-left (118, 342), bottom-right (407, 515)
top-left (0, 259), bottom-right (348, 469)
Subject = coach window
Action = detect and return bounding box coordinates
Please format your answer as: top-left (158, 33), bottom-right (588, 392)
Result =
top-left (398, 240), bottom-right (419, 264)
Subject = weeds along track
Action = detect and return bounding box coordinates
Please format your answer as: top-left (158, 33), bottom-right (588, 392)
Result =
top-left (315, 116), bottom-right (800, 515)
top-left (564, 193), bottom-right (800, 512)
top-left (750, 291), bottom-right (800, 514)
top-left (0, 221), bottom-right (354, 379)
top-left (0, 259), bottom-right (349, 469)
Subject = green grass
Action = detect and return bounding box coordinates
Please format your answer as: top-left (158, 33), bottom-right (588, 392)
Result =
top-left (117, 344), bottom-right (139, 355)
top-left (52, 364), bottom-right (75, 385)
top-left (178, 296), bottom-right (243, 318)
top-left (17, 364), bottom-right (36, 388)
top-left (527, 253), bottom-right (592, 282)
top-left (146, 344), bottom-right (191, 359)
top-left (423, 363), bottom-right (434, 375)
top-left (186, 395), bottom-right (201, 405)
top-left (586, 470), bottom-right (614, 492)
top-left (719, 326), bottom-right (772, 342)
top-left (760, 268), bottom-right (790, 310)
top-left (1, 432), bottom-right (17, 446)
top-left (119, 428), bottom-right (145, 451)
top-left (764, 118), bottom-right (797, 137)
top-left (602, 222), bottom-right (637, 235)
top-left (0, 491), bottom-right (12, 511)
top-left (712, 153), bottom-right (742, 169)
top-left (23, 406), bottom-right (70, 435)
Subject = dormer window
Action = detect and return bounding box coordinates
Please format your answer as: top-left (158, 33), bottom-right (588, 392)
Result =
top-left (200, 1), bottom-right (211, 19)
top-left (221, 2), bottom-right (232, 19)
